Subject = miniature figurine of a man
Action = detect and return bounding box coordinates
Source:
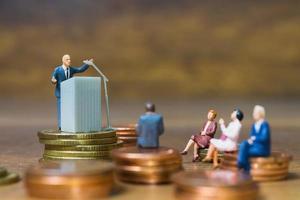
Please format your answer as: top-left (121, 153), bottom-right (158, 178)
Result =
top-left (51, 54), bottom-right (93, 130)
top-left (202, 109), bottom-right (244, 168)
top-left (136, 102), bottom-right (164, 148)
top-left (238, 105), bottom-right (271, 172)
top-left (180, 110), bottom-right (218, 162)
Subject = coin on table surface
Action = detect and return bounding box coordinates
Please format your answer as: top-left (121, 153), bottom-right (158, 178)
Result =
top-left (251, 168), bottom-right (288, 176)
top-left (25, 160), bottom-right (115, 199)
top-left (250, 152), bottom-right (292, 164)
top-left (117, 136), bottom-right (137, 143)
top-left (44, 150), bottom-right (111, 157)
top-left (45, 140), bottom-right (123, 151)
top-left (172, 170), bottom-right (258, 198)
top-left (115, 170), bottom-right (173, 184)
top-left (112, 146), bottom-right (182, 164)
top-left (0, 167), bottom-right (7, 178)
top-left (43, 154), bottom-right (110, 160)
top-left (116, 164), bottom-right (182, 175)
top-left (39, 137), bottom-right (118, 146)
top-left (221, 159), bottom-right (237, 167)
top-left (0, 172), bottom-right (20, 185)
top-left (251, 162), bottom-right (289, 170)
top-left (115, 126), bottom-right (137, 137)
top-left (38, 129), bottom-right (117, 140)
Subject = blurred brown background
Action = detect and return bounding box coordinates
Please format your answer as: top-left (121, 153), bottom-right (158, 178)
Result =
top-left (0, 0), bottom-right (299, 100)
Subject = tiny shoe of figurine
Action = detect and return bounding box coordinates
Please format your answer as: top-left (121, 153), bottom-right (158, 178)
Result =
top-left (201, 157), bottom-right (213, 163)
top-left (180, 150), bottom-right (188, 155)
top-left (192, 155), bottom-right (200, 162)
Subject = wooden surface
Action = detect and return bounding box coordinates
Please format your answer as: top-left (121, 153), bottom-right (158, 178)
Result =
top-left (0, 99), bottom-right (299, 200)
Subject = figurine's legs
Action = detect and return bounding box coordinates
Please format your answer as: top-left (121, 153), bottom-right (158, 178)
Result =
top-left (213, 150), bottom-right (219, 168)
top-left (193, 143), bottom-right (199, 158)
top-left (237, 140), bottom-right (251, 171)
top-left (202, 144), bottom-right (215, 162)
top-left (56, 97), bottom-right (61, 130)
top-left (181, 139), bottom-right (195, 153)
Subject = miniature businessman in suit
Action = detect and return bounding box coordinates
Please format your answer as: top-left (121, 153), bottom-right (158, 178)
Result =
top-left (238, 105), bottom-right (271, 172)
top-left (137, 102), bottom-right (164, 148)
top-left (51, 54), bottom-right (93, 130)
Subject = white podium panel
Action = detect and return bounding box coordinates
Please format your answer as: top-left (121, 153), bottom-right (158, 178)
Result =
top-left (61, 77), bottom-right (101, 132)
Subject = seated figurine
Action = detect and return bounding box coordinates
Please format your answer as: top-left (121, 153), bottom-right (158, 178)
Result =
top-left (136, 102), bottom-right (164, 148)
top-left (237, 105), bottom-right (271, 172)
top-left (180, 110), bottom-right (218, 162)
top-left (202, 109), bottom-right (244, 168)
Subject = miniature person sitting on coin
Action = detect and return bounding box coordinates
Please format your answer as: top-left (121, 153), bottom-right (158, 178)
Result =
top-left (237, 105), bottom-right (271, 172)
top-left (51, 54), bottom-right (93, 130)
top-left (202, 109), bottom-right (244, 168)
top-left (180, 110), bottom-right (218, 162)
top-left (136, 102), bottom-right (164, 148)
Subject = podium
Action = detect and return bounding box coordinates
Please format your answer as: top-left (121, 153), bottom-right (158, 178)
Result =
top-left (61, 77), bottom-right (102, 132)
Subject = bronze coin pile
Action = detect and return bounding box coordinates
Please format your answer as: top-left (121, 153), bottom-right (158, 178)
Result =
top-left (25, 160), bottom-right (115, 199)
top-left (172, 170), bottom-right (259, 200)
top-left (115, 125), bottom-right (137, 147)
top-left (220, 152), bottom-right (239, 171)
top-left (0, 167), bottom-right (20, 186)
top-left (250, 152), bottom-right (292, 182)
top-left (111, 146), bottom-right (182, 184)
top-left (38, 129), bottom-right (123, 160)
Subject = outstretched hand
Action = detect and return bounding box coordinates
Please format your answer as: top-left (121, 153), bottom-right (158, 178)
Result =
top-left (83, 58), bottom-right (94, 65)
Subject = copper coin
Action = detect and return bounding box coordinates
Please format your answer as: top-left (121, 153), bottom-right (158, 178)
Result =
top-left (251, 168), bottom-right (288, 176)
top-left (251, 162), bottom-right (289, 170)
top-left (250, 152), bottom-right (292, 164)
top-left (252, 174), bottom-right (288, 182)
top-left (116, 164), bottom-right (182, 175)
top-left (115, 171), bottom-right (172, 184)
top-left (115, 126), bottom-right (137, 137)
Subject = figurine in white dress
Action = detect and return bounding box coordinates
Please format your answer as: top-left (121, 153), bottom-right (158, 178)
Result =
top-left (202, 109), bottom-right (244, 167)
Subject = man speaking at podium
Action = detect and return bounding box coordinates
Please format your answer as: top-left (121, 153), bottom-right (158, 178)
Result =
top-left (51, 54), bottom-right (93, 130)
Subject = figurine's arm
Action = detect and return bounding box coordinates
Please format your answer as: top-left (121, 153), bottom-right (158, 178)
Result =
top-left (136, 118), bottom-right (142, 136)
top-left (252, 124), bottom-right (270, 143)
top-left (72, 64), bottom-right (90, 74)
top-left (159, 117), bottom-right (164, 136)
top-left (51, 68), bottom-right (58, 84)
top-left (221, 123), bottom-right (240, 140)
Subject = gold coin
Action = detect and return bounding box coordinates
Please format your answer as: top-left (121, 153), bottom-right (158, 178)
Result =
top-left (25, 161), bottom-right (114, 199)
top-left (44, 150), bottom-right (111, 157)
top-left (0, 172), bottom-right (20, 185)
top-left (252, 174), bottom-right (288, 182)
top-left (45, 140), bottom-right (123, 151)
top-left (39, 137), bottom-right (118, 145)
top-left (38, 129), bottom-right (116, 140)
top-left (0, 167), bottom-right (7, 178)
top-left (43, 154), bottom-right (110, 160)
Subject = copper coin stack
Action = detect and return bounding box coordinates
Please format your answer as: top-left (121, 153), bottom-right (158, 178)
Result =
top-left (115, 125), bottom-right (138, 147)
top-left (172, 170), bottom-right (259, 200)
top-left (250, 152), bottom-right (292, 182)
top-left (111, 146), bottom-right (182, 184)
top-left (0, 166), bottom-right (20, 186)
top-left (38, 129), bottom-right (123, 160)
top-left (220, 152), bottom-right (239, 171)
top-left (25, 160), bottom-right (115, 199)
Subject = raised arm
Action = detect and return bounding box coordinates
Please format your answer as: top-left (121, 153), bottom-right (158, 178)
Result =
top-left (72, 64), bottom-right (90, 74)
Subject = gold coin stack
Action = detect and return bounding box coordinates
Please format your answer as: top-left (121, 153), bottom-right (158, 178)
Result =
top-left (172, 170), bottom-right (259, 200)
top-left (112, 146), bottom-right (182, 184)
top-left (38, 129), bottom-right (123, 160)
top-left (251, 152), bottom-right (292, 182)
top-left (0, 167), bottom-right (20, 186)
top-left (25, 160), bottom-right (115, 199)
top-left (115, 125), bottom-right (137, 147)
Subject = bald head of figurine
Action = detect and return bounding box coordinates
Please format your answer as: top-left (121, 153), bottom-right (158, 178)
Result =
top-left (62, 54), bottom-right (71, 67)
top-left (145, 102), bottom-right (155, 113)
top-left (253, 105), bottom-right (265, 122)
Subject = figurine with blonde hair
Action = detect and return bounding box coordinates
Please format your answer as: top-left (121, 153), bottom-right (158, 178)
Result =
top-left (238, 105), bottom-right (271, 172)
top-left (181, 110), bottom-right (218, 162)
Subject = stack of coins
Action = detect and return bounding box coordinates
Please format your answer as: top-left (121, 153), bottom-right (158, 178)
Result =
top-left (220, 152), bottom-right (239, 171)
top-left (0, 167), bottom-right (20, 186)
top-left (38, 129), bottom-right (123, 160)
top-left (25, 161), bottom-right (115, 199)
top-left (172, 170), bottom-right (259, 200)
top-left (115, 125), bottom-right (137, 147)
top-left (112, 146), bottom-right (182, 184)
top-left (251, 152), bottom-right (292, 182)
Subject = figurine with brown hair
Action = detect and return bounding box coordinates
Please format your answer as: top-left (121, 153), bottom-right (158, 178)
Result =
top-left (181, 110), bottom-right (218, 162)
top-left (202, 109), bottom-right (244, 168)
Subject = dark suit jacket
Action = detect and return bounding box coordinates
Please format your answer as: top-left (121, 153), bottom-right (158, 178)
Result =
top-left (52, 64), bottom-right (89, 98)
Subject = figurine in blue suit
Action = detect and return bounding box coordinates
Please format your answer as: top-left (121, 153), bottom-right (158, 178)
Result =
top-left (51, 54), bottom-right (93, 130)
top-left (137, 102), bottom-right (164, 148)
top-left (238, 105), bottom-right (271, 171)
